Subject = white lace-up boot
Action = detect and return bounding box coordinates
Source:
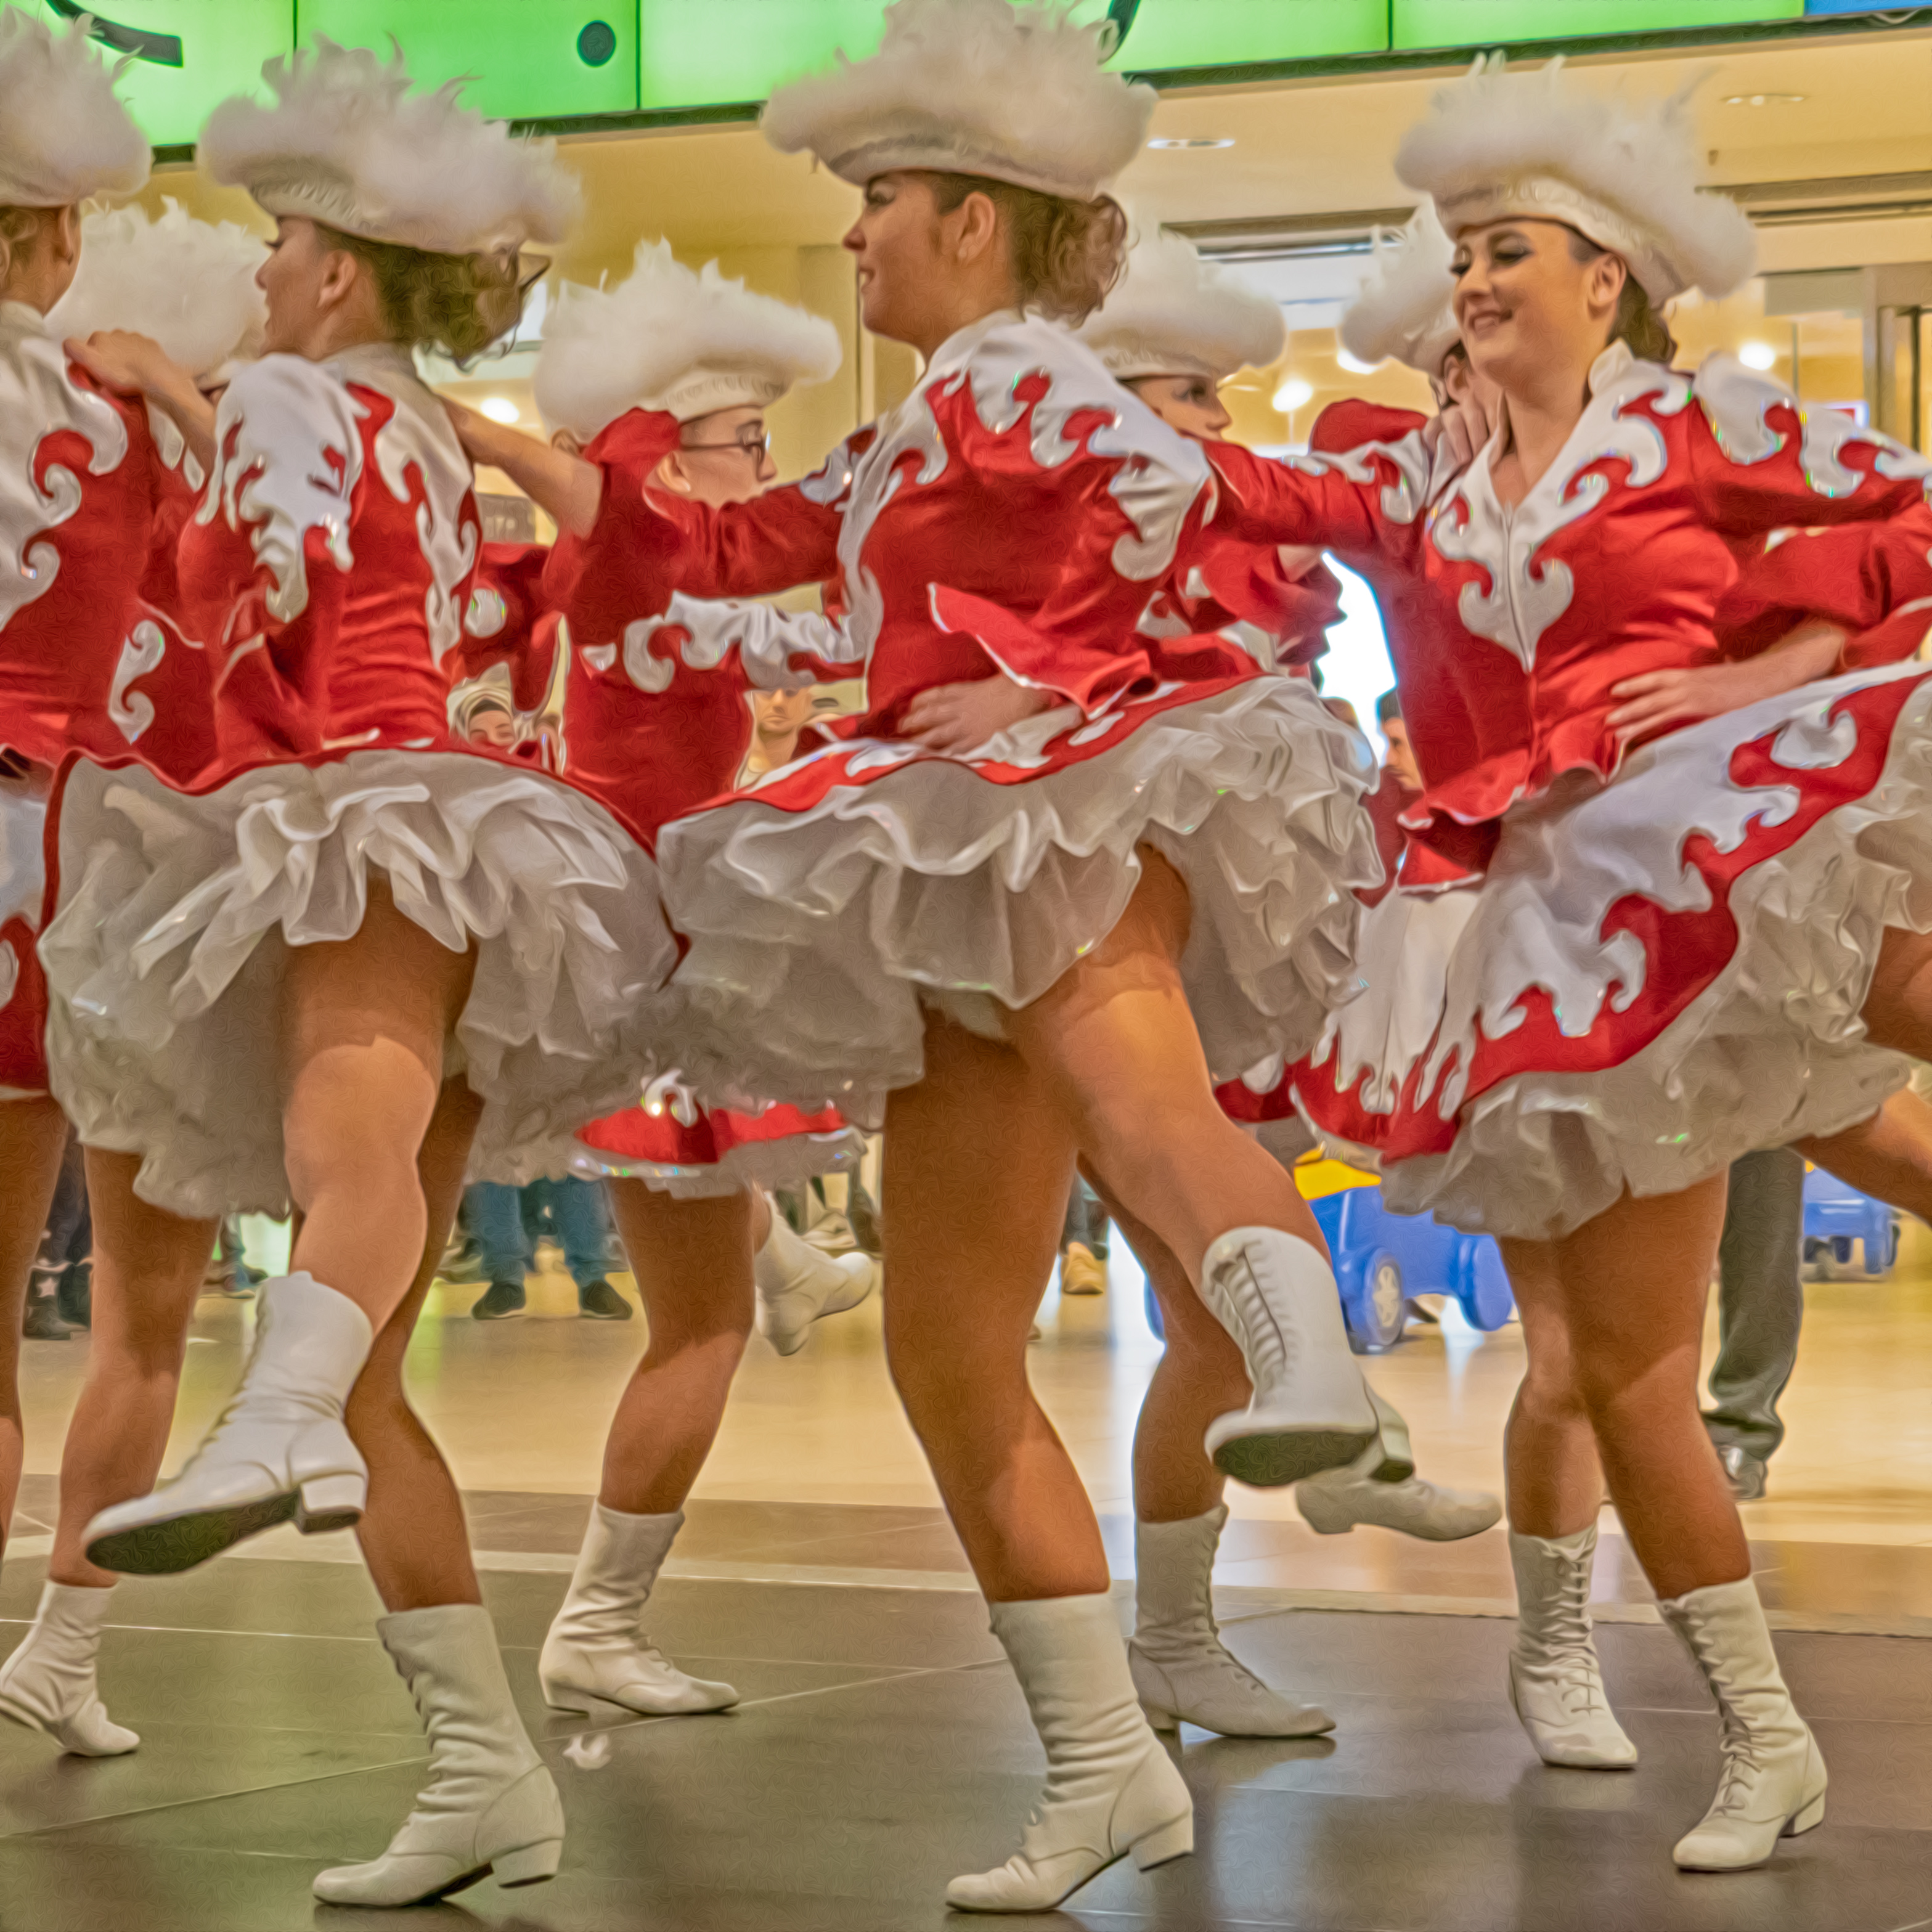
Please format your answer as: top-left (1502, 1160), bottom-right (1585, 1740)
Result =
top-left (1658, 1577), bottom-right (1827, 1871)
top-left (945, 1594), bottom-right (1193, 1913)
top-left (1197, 1228), bottom-right (1378, 1488)
top-left (1507, 1526), bottom-right (1638, 1769)
top-left (539, 1505), bottom-right (738, 1715)
top-left (1128, 1507), bottom-right (1333, 1737)
top-left (0, 1583), bottom-right (139, 1756)
top-left (753, 1210), bottom-right (878, 1357)
top-left (1298, 1442), bottom-right (1502, 1541)
top-left (313, 1604), bottom-right (564, 1907)
top-left (83, 1273), bottom-right (372, 1575)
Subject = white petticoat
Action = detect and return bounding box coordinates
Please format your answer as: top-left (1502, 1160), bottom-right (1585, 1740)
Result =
top-left (1294, 662), bottom-right (1932, 1242)
top-left (0, 784), bottom-right (47, 1099)
top-left (656, 677), bottom-right (1379, 1125)
top-left (41, 749), bottom-right (678, 1216)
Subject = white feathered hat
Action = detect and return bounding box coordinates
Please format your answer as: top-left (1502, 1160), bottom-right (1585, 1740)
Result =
top-left (535, 240), bottom-right (842, 441)
top-left (0, 8), bottom-right (149, 210)
top-left (1395, 54), bottom-right (1756, 303)
top-left (763, 0), bottom-right (1153, 202)
top-left (48, 201), bottom-right (266, 375)
top-left (1339, 206), bottom-right (1459, 378)
top-left (198, 37), bottom-right (579, 258)
top-left (1076, 227), bottom-right (1283, 383)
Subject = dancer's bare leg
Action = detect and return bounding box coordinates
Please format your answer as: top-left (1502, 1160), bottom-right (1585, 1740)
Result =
top-left (47, 1154), bottom-right (218, 1586)
top-left (883, 1013), bottom-right (1105, 1600)
top-left (0, 1094), bottom-right (67, 1559)
top-left (348, 1076), bottom-right (485, 1612)
top-left (283, 878), bottom-right (478, 1332)
top-left (1003, 849), bottom-right (1328, 1281)
top-left (1797, 1086), bottom-right (1932, 1225)
top-left (596, 1181), bottom-right (754, 1514)
top-left (1497, 1237), bottom-right (1605, 1540)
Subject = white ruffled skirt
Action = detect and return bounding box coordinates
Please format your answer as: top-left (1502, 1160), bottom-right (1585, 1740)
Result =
top-left (656, 675), bottom-right (1379, 1125)
top-left (1291, 662), bottom-right (1932, 1242)
top-left (41, 749), bottom-right (677, 1217)
top-left (0, 784), bottom-right (48, 1098)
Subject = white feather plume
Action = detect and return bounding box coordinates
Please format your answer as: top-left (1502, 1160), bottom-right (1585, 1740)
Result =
top-left (49, 202), bottom-right (266, 375)
top-left (199, 36), bottom-right (580, 258)
top-left (1395, 54), bottom-right (1756, 302)
top-left (0, 8), bottom-right (149, 209)
top-left (535, 240), bottom-right (842, 441)
top-left (1077, 227), bottom-right (1282, 383)
top-left (1339, 206), bottom-right (1459, 377)
top-left (763, 0), bottom-right (1153, 201)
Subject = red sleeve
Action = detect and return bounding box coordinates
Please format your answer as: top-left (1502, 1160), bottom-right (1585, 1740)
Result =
top-left (545, 408), bottom-right (846, 632)
top-left (451, 541), bottom-right (558, 709)
top-left (1308, 399), bottom-right (1429, 457)
top-left (1714, 508), bottom-right (1932, 670)
top-left (1204, 431), bottom-right (1433, 570)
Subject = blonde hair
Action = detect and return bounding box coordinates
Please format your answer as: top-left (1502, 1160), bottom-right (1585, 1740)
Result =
top-left (0, 205), bottom-right (51, 288)
top-left (924, 172), bottom-right (1127, 326)
top-left (317, 222), bottom-right (524, 362)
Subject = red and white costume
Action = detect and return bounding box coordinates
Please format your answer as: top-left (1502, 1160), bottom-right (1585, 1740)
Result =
top-left (41, 339), bottom-right (676, 1217)
top-left (1210, 346), bottom-right (1932, 1242)
top-left (570, 313), bottom-right (1376, 1124)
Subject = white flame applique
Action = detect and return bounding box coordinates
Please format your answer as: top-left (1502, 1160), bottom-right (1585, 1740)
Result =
top-left (0, 314), bottom-right (131, 634)
top-left (107, 617), bottom-right (168, 744)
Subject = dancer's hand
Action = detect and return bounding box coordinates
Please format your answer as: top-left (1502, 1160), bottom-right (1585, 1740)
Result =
top-left (1422, 391), bottom-right (1496, 473)
top-left (66, 330), bottom-right (216, 468)
top-left (1607, 620), bottom-right (1848, 744)
top-left (446, 400), bottom-right (602, 537)
top-left (903, 675), bottom-right (1052, 754)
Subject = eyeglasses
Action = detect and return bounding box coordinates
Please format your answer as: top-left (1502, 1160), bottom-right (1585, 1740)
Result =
top-left (681, 430), bottom-right (772, 461)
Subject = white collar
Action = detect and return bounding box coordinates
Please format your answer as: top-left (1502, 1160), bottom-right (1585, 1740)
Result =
top-left (1478, 338), bottom-right (1641, 484)
top-left (0, 300), bottom-right (47, 338)
top-left (926, 307), bottom-right (1025, 377)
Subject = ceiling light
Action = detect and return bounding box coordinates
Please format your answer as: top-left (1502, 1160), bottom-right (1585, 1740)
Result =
top-left (479, 396), bottom-right (521, 424)
top-left (1738, 340), bottom-right (1779, 371)
top-left (1722, 92), bottom-right (1804, 107)
top-left (1335, 348), bottom-right (1380, 375)
top-left (1147, 136), bottom-right (1234, 150)
top-left (1273, 377), bottom-right (1314, 412)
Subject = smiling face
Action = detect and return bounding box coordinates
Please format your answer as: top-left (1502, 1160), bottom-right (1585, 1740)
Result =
top-left (844, 171), bottom-right (956, 344)
top-left (1127, 372), bottom-right (1231, 440)
top-left (1449, 219), bottom-right (1626, 397)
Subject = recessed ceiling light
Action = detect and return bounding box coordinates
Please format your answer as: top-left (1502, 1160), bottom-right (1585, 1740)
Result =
top-left (1147, 136), bottom-right (1234, 150)
top-left (1273, 377), bottom-right (1314, 412)
top-left (479, 396), bottom-right (521, 424)
top-left (1738, 340), bottom-right (1779, 371)
top-left (1722, 92), bottom-right (1805, 107)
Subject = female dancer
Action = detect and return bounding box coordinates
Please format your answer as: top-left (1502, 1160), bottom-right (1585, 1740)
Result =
top-left (483, 240), bottom-right (879, 1718)
top-left (36, 41), bottom-right (675, 1903)
top-left (1069, 226), bottom-right (1498, 1740)
top-left (0, 18), bottom-right (238, 1756)
top-left (1206, 57), bottom-right (1931, 1870)
top-left (0, 195), bottom-right (274, 1757)
top-left (460, 0), bottom-right (1385, 1907)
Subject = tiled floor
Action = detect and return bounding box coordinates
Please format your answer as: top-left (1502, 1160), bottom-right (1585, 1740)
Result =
top-left (6, 1220), bottom-right (1932, 1925)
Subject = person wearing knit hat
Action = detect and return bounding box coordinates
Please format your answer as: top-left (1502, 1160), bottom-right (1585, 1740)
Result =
top-left (1188, 53), bottom-right (1932, 1874)
top-left (33, 37), bottom-right (661, 1907)
top-left (462, 0), bottom-right (1393, 1909)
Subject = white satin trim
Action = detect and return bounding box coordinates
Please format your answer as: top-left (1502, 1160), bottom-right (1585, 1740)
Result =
top-left (658, 677), bottom-right (1379, 1125)
top-left (41, 749), bottom-right (677, 1215)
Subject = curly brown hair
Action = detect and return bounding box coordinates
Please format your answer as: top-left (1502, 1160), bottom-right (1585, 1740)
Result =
top-left (0, 205), bottom-right (51, 289)
top-left (317, 224), bottom-right (526, 363)
top-left (923, 173), bottom-right (1128, 327)
top-left (1566, 229), bottom-right (1678, 365)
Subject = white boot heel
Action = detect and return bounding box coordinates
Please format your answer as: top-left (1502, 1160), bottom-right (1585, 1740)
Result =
top-left (945, 1594), bottom-right (1193, 1914)
top-left (1128, 1507), bottom-right (1333, 1738)
top-left (313, 1604), bottom-right (566, 1907)
top-left (1659, 1576), bottom-right (1828, 1872)
top-left (296, 1468), bottom-right (367, 1534)
top-left (1508, 1526), bottom-right (1637, 1769)
top-left (1197, 1229), bottom-right (1377, 1488)
top-left (753, 1210), bottom-right (877, 1357)
top-left (0, 1583), bottom-right (139, 1756)
top-left (84, 1273), bottom-right (373, 1575)
top-left (539, 1506), bottom-right (738, 1716)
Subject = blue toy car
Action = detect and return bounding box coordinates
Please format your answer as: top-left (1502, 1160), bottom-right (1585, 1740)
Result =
top-left (1141, 1163), bottom-right (1517, 1354)
top-left (1801, 1167), bottom-right (1899, 1277)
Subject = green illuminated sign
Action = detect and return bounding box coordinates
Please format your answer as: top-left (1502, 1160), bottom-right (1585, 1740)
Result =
top-left (1395, 0), bottom-right (1803, 47)
top-left (31, 2), bottom-right (1861, 148)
